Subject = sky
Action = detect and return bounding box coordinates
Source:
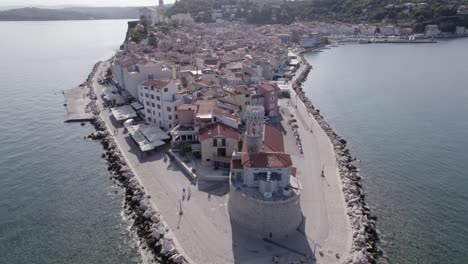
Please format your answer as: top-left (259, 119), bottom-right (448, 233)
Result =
top-left (0, 0), bottom-right (175, 8)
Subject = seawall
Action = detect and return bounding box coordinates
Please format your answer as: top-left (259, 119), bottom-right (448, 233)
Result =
top-left (291, 51), bottom-right (382, 263)
top-left (80, 61), bottom-right (188, 264)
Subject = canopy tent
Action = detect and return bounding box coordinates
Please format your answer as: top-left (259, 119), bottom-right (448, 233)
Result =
top-left (127, 124), bottom-right (169, 152)
top-left (110, 105), bottom-right (137, 121)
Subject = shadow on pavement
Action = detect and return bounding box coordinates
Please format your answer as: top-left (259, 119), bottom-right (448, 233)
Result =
top-left (230, 217), bottom-right (316, 264)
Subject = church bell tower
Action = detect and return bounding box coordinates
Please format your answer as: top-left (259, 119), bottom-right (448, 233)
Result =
top-left (245, 106), bottom-right (265, 153)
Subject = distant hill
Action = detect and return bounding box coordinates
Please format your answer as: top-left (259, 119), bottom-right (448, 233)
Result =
top-left (167, 0), bottom-right (468, 30)
top-left (63, 7), bottom-right (141, 20)
top-left (0, 7), bottom-right (141, 21)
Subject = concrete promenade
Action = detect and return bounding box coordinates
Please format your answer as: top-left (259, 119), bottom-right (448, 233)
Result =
top-left (63, 86), bottom-right (94, 122)
top-left (89, 59), bottom-right (351, 263)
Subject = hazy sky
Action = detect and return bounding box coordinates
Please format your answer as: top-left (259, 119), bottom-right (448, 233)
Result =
top-left (0, 0), bottom-right (175, 7)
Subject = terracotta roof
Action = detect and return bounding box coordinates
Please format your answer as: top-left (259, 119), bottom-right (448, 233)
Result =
top-left (199, 122), bottom-right (240, 141)
top-left (263, 124), bottom-right (285, 152)
top-left (241, 152), bottom-right (292, 168)
top-left (141, 79), bottom-right (169, 89)
top-left (258, 83), bottom-right (278, 93)
top-left (195, 100), bottom-right (216, 116)
top-left (231, 159), bottom-right (243, 170)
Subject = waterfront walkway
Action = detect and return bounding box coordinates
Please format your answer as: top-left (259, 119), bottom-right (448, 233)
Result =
top-left (63, 86), bottom-right (94, 122)
top-left (89, 60), bottom-right (351, 264)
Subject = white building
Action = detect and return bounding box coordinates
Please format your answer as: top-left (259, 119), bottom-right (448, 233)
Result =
top-left (138, 79), bottom-right (183, 130)
top-left (456, 26), bottom-right (467, 36)
top-left (425, 25), bottom-right (441, 37)
top-left (380, 26), bottom-right (396, 36)
top-left (299, 33), bottom-right (321, 48)
top-left (112, 57), bottom-right (177, 102)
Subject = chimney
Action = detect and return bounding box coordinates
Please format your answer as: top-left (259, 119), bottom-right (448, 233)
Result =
top-left (159, 0), bottom-right (164, 8)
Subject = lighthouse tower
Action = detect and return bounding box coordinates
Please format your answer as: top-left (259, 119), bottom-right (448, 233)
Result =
top-left (245, 106), bottom-right (265, 153)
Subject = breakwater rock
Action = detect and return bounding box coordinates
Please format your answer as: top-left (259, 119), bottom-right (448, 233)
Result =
top-left (84, 63), bottom-right (187, 264)
top-left (293, 58), bottom-right (382, 264)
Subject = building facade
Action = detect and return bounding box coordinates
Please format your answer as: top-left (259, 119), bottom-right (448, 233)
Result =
top-left (138, 79), bottom-right (183, 130)
top-left (199, 122), bottom-right (240, 167)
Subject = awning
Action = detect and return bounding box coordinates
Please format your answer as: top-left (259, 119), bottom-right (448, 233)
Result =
top-left (127, 124), bottom-right (169, 152)
top-left (110, 105), bottom-right (138, 121)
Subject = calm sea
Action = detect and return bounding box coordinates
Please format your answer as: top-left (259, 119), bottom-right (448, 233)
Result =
top-left (0, 20), bottom-right (143, 264)
top-left (303, 39), bottom-right (468, 264)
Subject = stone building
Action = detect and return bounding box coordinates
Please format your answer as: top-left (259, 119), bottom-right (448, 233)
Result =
top-left (199, 122), bottom-right (240, 167)
top-left (228, 106), bottom-right (303, 237)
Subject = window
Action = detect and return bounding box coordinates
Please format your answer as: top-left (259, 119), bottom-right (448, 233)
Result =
top-left (156, 96), bottom-right (160, 101)
top-left (221, 138), bottom-right (226, 146)
top-left (169, 124), bottom-right (172, 128)
top-left (147, 109), bottom-right (151, 114)
top-left (146, 101), bottom-right (150, 106)
top-left (153, 110), bottom-right (155, 115)
top-left (152, 103), bottom-right (155, 107)
top-left (175, 114), bottom-right (178, 119)
top-left (158, 113), bottom-right (161, 117)
top-left (151, 95), bottom-right (154, 99)
top-left (167, 107), bottom-right (171, 112)
top-left (157, 104), bottom-right (161, 109)
top-left (271, 96), bottom-right (275, 101)
top-left (254, 173), bottom-right (259, 181)
top-left (145, 93), bottom-right (149, 98)
top-left (164, 88), bottom-right (168, 92)
top-left (213, 139), bottom-right (217, 147)
top-left (168, 115), bottom-right (172, 120)
top-left (147, 117), bottom-right (151, 122)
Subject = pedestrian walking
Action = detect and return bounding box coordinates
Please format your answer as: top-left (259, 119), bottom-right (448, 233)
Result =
top-left (187, 186), bottom-right (191, 200)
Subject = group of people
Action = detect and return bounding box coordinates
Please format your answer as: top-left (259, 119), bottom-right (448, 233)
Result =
top-left (182, 186), bottom-right (191, 201)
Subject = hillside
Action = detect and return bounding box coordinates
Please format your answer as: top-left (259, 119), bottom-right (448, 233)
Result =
top-left (0, 7), bottom-right (141, 21)
top-left (167, 0), bottom-right (468, 31)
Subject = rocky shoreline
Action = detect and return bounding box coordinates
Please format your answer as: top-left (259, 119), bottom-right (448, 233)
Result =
top-left (293, 55), bottom-right (383, 264)
top-left (83, 61), bottom-right (187, 264)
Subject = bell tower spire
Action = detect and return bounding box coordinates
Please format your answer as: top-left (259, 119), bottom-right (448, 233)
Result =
top-left (245, 106), bottom-right (265, 153)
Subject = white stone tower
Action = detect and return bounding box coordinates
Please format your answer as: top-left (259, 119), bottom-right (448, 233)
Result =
top-left (245, 105), bottom-right (265, 153)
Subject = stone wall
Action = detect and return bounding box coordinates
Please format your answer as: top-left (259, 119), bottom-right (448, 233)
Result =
top-left (228, 185), bottom-right (302, 237)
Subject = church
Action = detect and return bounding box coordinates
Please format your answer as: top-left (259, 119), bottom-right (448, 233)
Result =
top-left (139, 0), bottom-right (166, 25)
top-left (228, 105), bottom-right (303, 237)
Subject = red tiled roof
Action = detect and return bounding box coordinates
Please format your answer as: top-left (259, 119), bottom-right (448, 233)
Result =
top-left (258, 83), bottom-right (278, 93)
top-left (241, 152), bottom-right (292, 168)
top-left (141, 79), bottom-right (169, 89)
top-left (241, 124), bottom-right (284, 153)
top-left (231, 159), bottom-right (243, 170)
top-left (199, 122), bottom-right (240, 141)
top-left (263, 124), bottom-right (285, 152)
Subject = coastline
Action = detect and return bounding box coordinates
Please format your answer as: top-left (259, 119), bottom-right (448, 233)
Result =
top-left (82, 60), bottom-right (189, 264)
top-left (67, 47), bottom-right (379, 264)
top-left (291, 50), bottom-right (382, 262)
